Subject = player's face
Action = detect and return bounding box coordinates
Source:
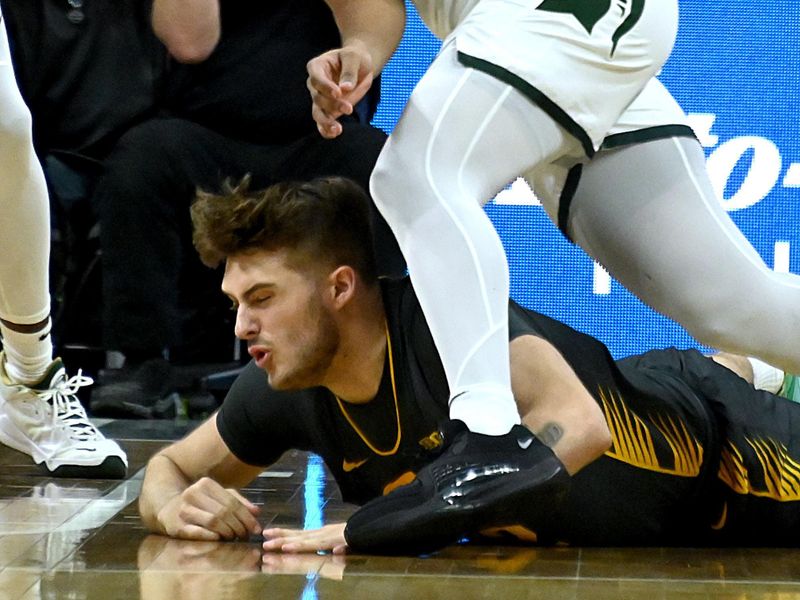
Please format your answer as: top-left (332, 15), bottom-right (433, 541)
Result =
top-left (222, 249), bottom-right (339, 390)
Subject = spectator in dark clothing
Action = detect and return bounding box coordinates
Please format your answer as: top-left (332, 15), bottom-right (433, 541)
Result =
top-left (0, 0), bottom-right (163, 161)
top-left (0, 0), bottom-right (164, 347)
top-left (90, 0), bottom-right (403, 419)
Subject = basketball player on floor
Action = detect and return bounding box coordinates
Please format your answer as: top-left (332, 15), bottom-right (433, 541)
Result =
top-left (305, 0), bottom-right (800, 550)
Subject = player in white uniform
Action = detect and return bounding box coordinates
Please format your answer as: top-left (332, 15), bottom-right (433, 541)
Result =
top-left (0, 11), bottom-right (127, 478)
top-left (306, 0), bottom-right (800, 551)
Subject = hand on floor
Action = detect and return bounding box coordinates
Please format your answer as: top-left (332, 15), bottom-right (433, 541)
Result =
top-left (262, 522), bottom-right (347, 554)
top-left (158, 477), bottom-right (262, 541)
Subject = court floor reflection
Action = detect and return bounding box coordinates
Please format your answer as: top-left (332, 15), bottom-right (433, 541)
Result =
top-left (2, 419), bottom-right (800, 599)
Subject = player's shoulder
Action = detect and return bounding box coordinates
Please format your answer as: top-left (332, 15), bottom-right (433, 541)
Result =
top-left (224, 360), bottom-right (328, 415)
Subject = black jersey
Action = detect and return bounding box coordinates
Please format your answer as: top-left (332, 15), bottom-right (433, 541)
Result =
top-left (1, 0), bottom-right (163, 159)
top-left (219, 277), bottom-right (627, 505)
top-left (218, 277), bottom-right (670, 506)
top-left (218, 278), bottom-right (451, 505)
top-left (218, 278), bottom-right (800, 545)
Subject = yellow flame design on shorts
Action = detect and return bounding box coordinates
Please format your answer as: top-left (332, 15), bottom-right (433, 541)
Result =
top-left (719, 438), bottom-right (800, 501)
top-left (599, 387), bottom-right (702, 477)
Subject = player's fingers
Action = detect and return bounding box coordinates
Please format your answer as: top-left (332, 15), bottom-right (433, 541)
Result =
top-left (263, 526), bottom-right (301, 537)
top-left (178, 504), bottom-right (238, 540)
top-left (262, 534), bottom-right (294, 552)
top-left (195, 481), bottom-right (260, 535)
top-left (310, 104), bottom-right (343, 139)
top-left (263, 524), bottom-right (345, 553)
top-left (226, 489), bottom-right (263, 531)
top-left (306, 77), bottom-right (340, 112)
top-left (344, 73), bottom-right (374, 109)
top-left (319, 121), bottom-right (343, 139)
top-left (308, 80), bottom-right (352, 123)
top-left (172, 523), bottom-right (222, 542)
top-left (265, 535), bottom-right (320, 554)
top-left (185, 485), bottom-right (254, 539)
top-left (226, 488), bottom-right (258, 511)
top-left (262, 527), bottom-right (308, 552)
top-left (306, 54), bottom-right (342, 99)
top-left (210, 500), bottom-right (257, 539)
top-left (310, 101), bottom-right (336, 128)
top-left (337, 47), bottom-right (368, 94)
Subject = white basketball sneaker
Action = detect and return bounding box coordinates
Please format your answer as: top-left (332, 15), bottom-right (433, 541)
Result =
top-left (0, 352), bottom-right (128, 478)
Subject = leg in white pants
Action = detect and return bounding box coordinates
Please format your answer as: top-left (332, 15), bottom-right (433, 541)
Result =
top-left (371, 43), bottom-right (581, 434)
top-left (0, 13), bottom-right (126, 476)
top-left (0, 17), bottom-right (53, 382)
top-left (566, 136), bottom-right (800, 373)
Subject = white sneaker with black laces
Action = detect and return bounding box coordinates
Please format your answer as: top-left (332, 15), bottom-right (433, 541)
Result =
top-left (0, 352), bottom-right (128, 478)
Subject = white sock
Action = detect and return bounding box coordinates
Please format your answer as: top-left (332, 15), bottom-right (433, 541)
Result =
top-left (747, 357), bottom-right (785, 394)
top-left (449, 384), bottom-right (521, 435)
top-left (1, 320), bottom-right (53, 384)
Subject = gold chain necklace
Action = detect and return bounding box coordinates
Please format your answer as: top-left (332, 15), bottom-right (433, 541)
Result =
top-left (335, 321), bottom-right (401, 456)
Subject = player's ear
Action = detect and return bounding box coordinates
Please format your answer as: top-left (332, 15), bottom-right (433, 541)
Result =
top-left (327, 265), bottom-right (357, 309)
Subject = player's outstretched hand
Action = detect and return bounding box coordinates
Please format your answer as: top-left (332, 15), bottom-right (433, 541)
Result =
top-left (262, 523), bottom-right (348, 554)
top-left (157, 477), bottom-right (262, 541)
top-left (306, 44), bottom-right (374, 139)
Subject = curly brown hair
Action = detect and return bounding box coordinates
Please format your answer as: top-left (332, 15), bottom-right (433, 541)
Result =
top-left (191, 176), bottom-right (378, 282)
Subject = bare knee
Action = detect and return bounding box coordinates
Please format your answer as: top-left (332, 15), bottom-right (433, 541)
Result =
top-left (709, 352), bottom-right (754, 384)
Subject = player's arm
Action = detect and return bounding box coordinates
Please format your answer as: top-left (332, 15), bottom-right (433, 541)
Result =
top-left (308, 0), bottom-right (405, 138)
top-left (708, 352), bottom-right (755, 384)
top-left (323, 0), bottom-right (405, 74)
top-left (151, 0), bottom-right (221, 63)
top-left (139, 414), bottom-right (265, 541)
top-left (510, 335), bottom-right (612, 474)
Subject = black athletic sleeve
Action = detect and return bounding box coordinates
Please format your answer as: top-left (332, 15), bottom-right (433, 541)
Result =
top-left (216, 360), bottom-right (322, 467)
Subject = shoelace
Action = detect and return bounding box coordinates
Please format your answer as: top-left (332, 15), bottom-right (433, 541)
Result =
top-left (36, 369), bottom-right (99, 442)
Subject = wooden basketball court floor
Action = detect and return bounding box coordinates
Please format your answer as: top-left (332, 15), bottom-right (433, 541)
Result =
top-left (2, 419), bottom-right (800, 600)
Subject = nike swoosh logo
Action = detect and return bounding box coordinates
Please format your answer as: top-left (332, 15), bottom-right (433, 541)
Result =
top-left (517, 437), bottom-right (533, 450)
top-left (38, 331), bottom-right (51, 341)
top-left (342, 458), bottom-right (368, 472)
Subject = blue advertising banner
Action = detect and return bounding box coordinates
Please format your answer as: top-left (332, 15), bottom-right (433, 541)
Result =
top-left (372, 1), bottom-right (800, 358)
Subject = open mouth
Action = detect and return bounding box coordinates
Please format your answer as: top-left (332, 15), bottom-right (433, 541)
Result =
top-left (248, 346), bottom-right (270, 368)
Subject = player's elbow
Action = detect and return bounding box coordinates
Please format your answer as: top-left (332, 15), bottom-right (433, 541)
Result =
top-left (164, 35), bottom-right (219, 63)
top-left (152, 18), bottom-right (220, 64)
top-left (545, 393), bottom-right (611, 476)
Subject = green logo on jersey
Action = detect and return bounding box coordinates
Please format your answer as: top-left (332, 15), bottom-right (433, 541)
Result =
top-left (537, 0), bottom-right (645, 57)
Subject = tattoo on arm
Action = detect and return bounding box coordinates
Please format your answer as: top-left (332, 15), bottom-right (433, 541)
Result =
top-left (536, 422), bottom-right (564, 448)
